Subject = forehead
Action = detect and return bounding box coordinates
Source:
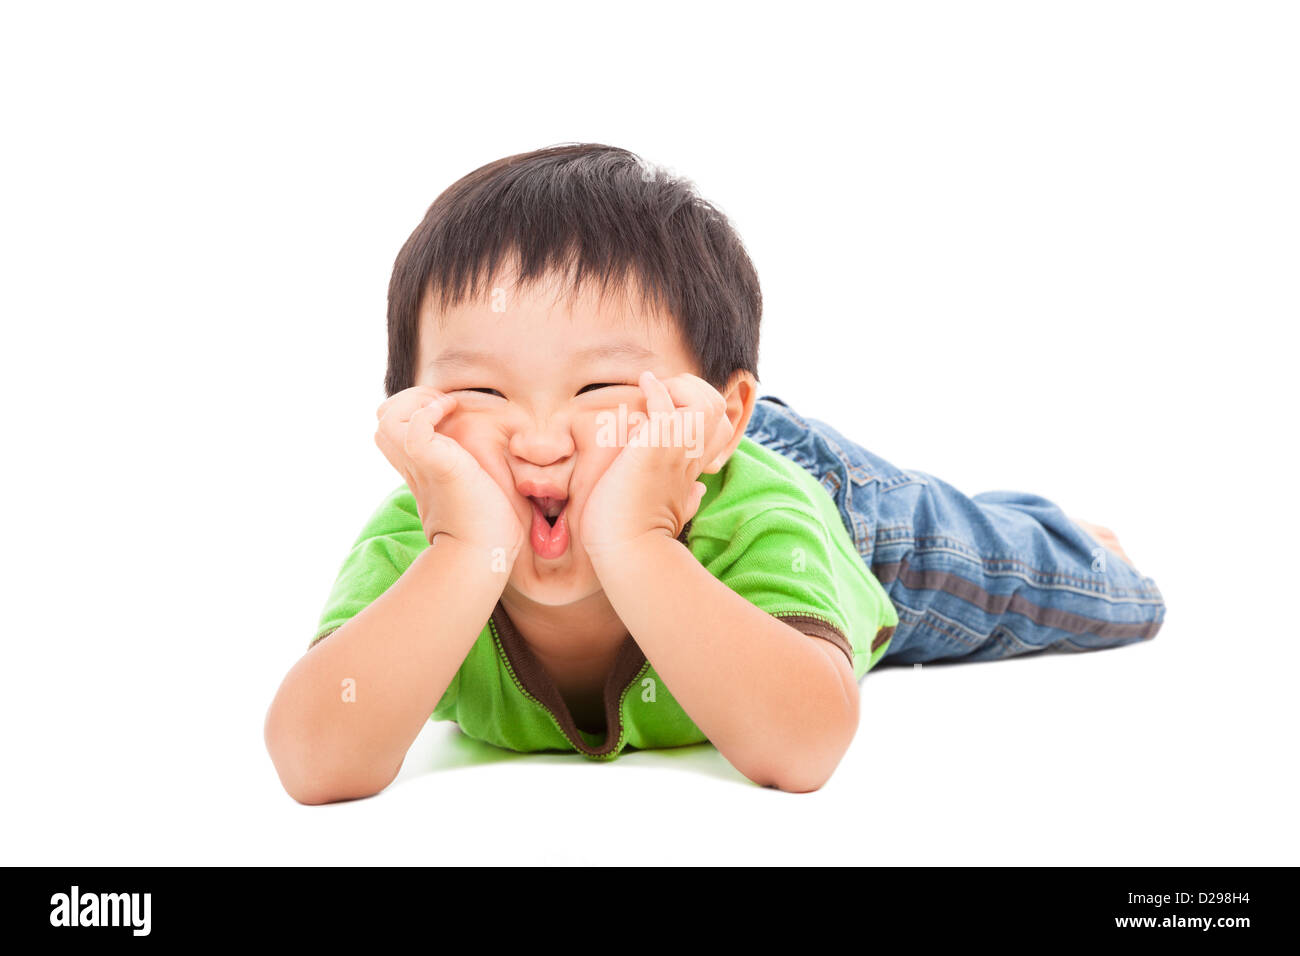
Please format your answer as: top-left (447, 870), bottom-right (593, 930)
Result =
top-left (416, 267), bottom-right (695, 370)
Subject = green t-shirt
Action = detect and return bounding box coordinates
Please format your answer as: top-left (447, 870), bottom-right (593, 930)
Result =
top-left (310, 436), bottom-right (899, 760)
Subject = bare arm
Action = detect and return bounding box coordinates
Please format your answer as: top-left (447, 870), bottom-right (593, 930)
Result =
top-left (266, 385), bottom-right (522, 805)
top-left (264, 536), bottom-right (513, 804)
top-left (589, 531), bottom-right (860, 793)
top-left (582, 371), bottom-right (859, 792)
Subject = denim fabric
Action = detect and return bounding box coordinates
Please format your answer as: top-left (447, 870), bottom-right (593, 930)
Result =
top-left (744, 395), bottom-right (1167, 665)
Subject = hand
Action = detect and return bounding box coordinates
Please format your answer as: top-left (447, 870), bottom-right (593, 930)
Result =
top-left (374, 386), bottom-right (524, 553)
top-left (582, 371), bottom-right (735, 561)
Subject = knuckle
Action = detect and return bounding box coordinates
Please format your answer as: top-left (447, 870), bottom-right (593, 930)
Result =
top-left (414, 385), bottom-right (444, 402)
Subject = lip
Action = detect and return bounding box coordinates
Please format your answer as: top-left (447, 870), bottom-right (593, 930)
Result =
top-left (516, 479), bottom-right (569, 500)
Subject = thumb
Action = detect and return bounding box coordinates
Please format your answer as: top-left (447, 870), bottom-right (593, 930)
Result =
top-left (685, 481), bottom-right (708, 521)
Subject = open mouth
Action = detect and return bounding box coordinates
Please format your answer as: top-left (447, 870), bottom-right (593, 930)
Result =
top-left (526, 495), bottom-right (570, 559)
top-left (529, 495), bottom-right (567, 527)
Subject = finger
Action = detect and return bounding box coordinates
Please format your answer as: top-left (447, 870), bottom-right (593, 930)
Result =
top-left (376, 385), bottom-right (454, 422)
top-left (379, 392), bottom-right (457, 445)
top-left (638, 370), bottom-right (676, 417)
top-left (669, 374), bottom-right (727, 427)
top-left (684, 480), bottom-right (708, 522)
top-left (661, 376), bottom-right (728, 446)
top-left (376, 385), bottom-right (440, 421)
top-left (404, 403), bottom-right (463, 477)
top-left (374, 426), bottom-right (398, 469)
top-left (659, 374), bottom-right (730, 471)
top-left (699, 414), bottom-right (735, 474)
top-left (661, 373), bottom-right (725, 418)
top-left (374, 426), bottom-right (414, 483)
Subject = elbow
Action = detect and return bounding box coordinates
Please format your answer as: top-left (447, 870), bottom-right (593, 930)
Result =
top-left (277, 777), bottom-right (359, 807)
top-left (764, 772), bottom-right (832, 794)
top-left (758, 758), bottom-right (838, 793)
top-left (746, 689), bottom-right (859, 793)
top-left (282, 778), bottom-right (386, 807)
top-left (739, 757), bottom-right (834, 792)
top-left (264, 702), bottom-right (396, 806)
top-left (273, 757), bottom-right (390, 805)
top-left (741, 735), bottom-right (854, 794)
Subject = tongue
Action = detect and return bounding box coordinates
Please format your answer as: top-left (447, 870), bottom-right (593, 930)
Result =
top-left (530, 500), bottom-right (569, 559)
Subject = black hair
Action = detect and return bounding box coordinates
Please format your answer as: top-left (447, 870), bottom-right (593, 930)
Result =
top-left (385, 143), bottom-right (761, 396)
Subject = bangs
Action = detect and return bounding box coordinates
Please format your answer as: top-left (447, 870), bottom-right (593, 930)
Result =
top-left (386, 143), bottom-right (761, 396)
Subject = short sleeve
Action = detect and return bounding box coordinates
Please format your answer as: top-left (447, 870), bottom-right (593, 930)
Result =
top-left (309, 484), bottom-right (429, 649)
top-left (692, 504), bottom-right (860, 668)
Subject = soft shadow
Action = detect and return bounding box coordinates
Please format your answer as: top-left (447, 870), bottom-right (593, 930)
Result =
top-left (399, 726), bottom-right (749, 787)
top-left (400, 724), bottom-right (598, 779)
top-left (614, 742), bottom-right (752, 786)
top-left (871, 647), bottom-right (1061, 673)
top-left (425, 725), bottom-right (536, 771)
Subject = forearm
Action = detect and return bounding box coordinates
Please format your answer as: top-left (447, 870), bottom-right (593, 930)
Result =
top-left (590, 533), bottom-right (859, 791)
top-left (265, 536), bottom-right (512, 804)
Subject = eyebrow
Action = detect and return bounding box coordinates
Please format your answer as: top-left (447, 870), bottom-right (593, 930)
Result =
top-left (427, 342), bottom-right (656, 372)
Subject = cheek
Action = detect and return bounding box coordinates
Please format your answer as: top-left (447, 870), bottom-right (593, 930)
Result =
top-left (574, 440), bottom-right (622, 485)
top-left (570, 395), bottom-right (649, 446)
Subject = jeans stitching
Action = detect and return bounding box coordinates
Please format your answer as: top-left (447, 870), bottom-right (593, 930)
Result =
top-left (893, 599), bottom-right (989, 650)
top-left (754, 402), bottom-right (877, 487)
top-left (752, 401), bottom-right (1165, 608)
top-left (990, 623), bottom-right (1036, 656)
top-left (876, 529), bottom-right (1163, 600)
top-left (806, 426), bottom-right (874, 485)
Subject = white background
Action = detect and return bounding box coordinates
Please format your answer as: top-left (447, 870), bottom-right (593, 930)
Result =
top-left (2, 1), bottom-right (1295, 865)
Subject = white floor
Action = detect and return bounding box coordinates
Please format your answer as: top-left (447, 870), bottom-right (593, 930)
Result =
top-left (12, 535), bottom-right (1296, 866)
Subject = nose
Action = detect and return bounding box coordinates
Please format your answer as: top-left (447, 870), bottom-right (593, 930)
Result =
top-left (508, 412), bottom-right (575, 467)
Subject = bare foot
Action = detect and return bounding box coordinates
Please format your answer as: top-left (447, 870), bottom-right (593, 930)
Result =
top-left (1072, 517), bottom-right (1135, 569)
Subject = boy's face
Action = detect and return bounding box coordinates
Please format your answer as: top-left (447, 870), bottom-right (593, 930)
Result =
top-left (415, 270), bottom-right (710, 608)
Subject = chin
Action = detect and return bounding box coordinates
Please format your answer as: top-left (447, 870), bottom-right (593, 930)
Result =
top-left (509, 560), bottom-right (601, 607)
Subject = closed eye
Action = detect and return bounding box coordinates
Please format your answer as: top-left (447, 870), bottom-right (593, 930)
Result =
top-left (576, 383), bottom-right (630, 395)
top-left (456, 384), bottom-right (632, 399)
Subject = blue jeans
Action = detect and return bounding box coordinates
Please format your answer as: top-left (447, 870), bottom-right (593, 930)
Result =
top-left (744, 395), bottom-right (1167, 665)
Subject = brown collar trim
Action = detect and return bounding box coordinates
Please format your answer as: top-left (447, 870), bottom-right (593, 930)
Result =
top-left (487, 519), bottom-right (694, 757)
top-left (490, 603), bottom-right (647, 757)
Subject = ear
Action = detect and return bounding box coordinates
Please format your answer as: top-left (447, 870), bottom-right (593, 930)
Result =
top-left (714, 370), bottom-right (760, 465)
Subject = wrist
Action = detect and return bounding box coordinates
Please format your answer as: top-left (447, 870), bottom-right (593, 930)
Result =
top-left (428, 526), bottom-right (523, 571)
top-left (433, 513), bottom-right (523, 553)
top-left (585, 527), bottom-right (680, 576)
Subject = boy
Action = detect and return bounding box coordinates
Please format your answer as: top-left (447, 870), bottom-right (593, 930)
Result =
top-left (264, 144), bottom-right (1166, 803)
